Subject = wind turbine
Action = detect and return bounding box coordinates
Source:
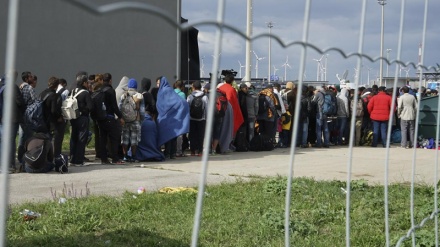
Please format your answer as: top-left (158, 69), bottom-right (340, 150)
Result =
top-left (354, 67), bottom-right (359, 81)
top-left (281, 56), bottom-right (292, 82)
top-left (313, 55), bottom-right (324, 81)
top-left (367, 67), bottom-right (372, 85)
top-left (273, 65), bottom-right (279, 78)
top-left (403, 68), bottom-right (410, 78)
top-left (253, 51), bottom-right (265, 78)
top-left (238, 60), bottom-right (245, 78)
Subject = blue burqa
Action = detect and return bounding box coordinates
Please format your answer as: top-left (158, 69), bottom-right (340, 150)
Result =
top-left (135, 114), bottom-right (165, 161)
top-left (156, 77), bottom-right (190, 146)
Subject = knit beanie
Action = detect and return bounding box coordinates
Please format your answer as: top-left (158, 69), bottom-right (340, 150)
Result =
top-left (128, 78), bottom-right (138, 89)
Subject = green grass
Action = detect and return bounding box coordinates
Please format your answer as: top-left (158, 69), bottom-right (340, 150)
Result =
top-left (7, 177), bottom-right (440, 246)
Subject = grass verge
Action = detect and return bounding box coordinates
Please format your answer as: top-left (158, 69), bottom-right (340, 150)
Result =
top-left (7, 177), bottom-right (440, 247)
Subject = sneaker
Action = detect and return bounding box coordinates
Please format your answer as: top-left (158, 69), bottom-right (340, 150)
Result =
top-left (56, 164), bottom-right (69, 174)
top-left (123, 156), bottom-right (131, 162)
top-left (101, 159), bottom-right (112, 165)
top-left (83, 157), bottom-right (91, 162)
top-left (112, 159), bottom-right (125, 165)
top-left (210, 151), bottom-right (217, 156)
top-left (72, 163), bottom-right (86, 167)
top-left (300, 144), bottom-right (309, 148)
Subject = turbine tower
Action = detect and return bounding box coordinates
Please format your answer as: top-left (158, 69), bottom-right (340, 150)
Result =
top-left (253, 51), bottom-right (265, 78)
top-left (313, 55), bottom-right (324, 81)
top-left (281, 56), bottom-right (291, 82)
top-left (238, 60), bottom-right (245, 78)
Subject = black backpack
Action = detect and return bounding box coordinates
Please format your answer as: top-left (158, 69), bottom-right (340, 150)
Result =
top-left (190, 94), bottom-right (204, 119)
top-left (24, 92), bottom-right (53, 132)
top-left (258, 94), bottom-right (268, 115)
top-left (234, 125), bottom-right (249, 152)
top-left (91, 87), bottom-right (109, 121)
top-left (249, 133), bottom-right (274, 152)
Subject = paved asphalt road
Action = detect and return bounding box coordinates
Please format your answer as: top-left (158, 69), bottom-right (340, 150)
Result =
top-left (4, 145), bottom-right (439, 204)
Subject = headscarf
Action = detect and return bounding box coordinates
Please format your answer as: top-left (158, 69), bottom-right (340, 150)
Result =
top-left (156, 77), bottom-right (190, 146)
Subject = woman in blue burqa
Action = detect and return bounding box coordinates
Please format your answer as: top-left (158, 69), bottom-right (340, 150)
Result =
top-left (136, 77), bottom-right (189, 160)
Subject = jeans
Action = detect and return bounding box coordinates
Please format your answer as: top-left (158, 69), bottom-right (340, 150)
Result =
top-left (400, 119), bottom-right (415, 147)
top-left (25, 162), bottom-right (54, 173)
top-left (316, 113), bottom-right (329, 146)
top-left (0, 122), bottom-right (19, 169)
top-left (247, 117), bottom-right (256, 142)
top-left (337, 117), bottom-right (347, 145)
top-left (17, 123), bottom-right (33, 163)
top-left (298, 118), bottom-right (309, 146)
top-left (372, 120), bottom-right (388, 147)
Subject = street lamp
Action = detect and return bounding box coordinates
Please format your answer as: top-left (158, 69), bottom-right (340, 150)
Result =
top-left (378, 0), bottom-right (386, 86)
top-left (267, 21), bottom-right (274, 82)
top-left (386, 48), bottom-right (391, 77)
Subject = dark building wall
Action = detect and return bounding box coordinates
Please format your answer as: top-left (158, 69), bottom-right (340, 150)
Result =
top-left (0, 0), bottom-right (181, 92)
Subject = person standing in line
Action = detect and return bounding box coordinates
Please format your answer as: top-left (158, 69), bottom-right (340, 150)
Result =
top-left (245, 82), bottom-right (258, 142)
top-left (367, 86), bottom-right (393, 148)
top-left (398, 86), bottom-right (417, 148)
top-left (39, 77), bottom-right (62, 135)
top-left (119, 78), bottom-right (144, 162)
top-left (99, 73), bottom-right (125, 164)
top-left (218, 74), bottom-right (244, 137)
top-left (312, 87), bottom-right (330, 148)
top-left (0, 73), bottom-right (25, 173)
top-left (187, 81), bottom-right (208, 156)
top-left (174, 80), bottom-right (187, 157)
top-left (17, 71), bottom-right (37, 163)
top-left (69, 75), bottom-right (93, 166)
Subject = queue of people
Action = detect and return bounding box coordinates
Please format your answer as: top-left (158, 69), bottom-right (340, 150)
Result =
top-left (0, 69), bottom-right (421, 174)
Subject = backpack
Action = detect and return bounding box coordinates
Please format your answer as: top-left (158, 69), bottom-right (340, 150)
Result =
top-left (234, 124), bottom-right (249, 152)
top-left (24, 92), bottom-right (53, 132)
top-left (215, 90), bottom-right (228, 118)
top-left (258, 94), bottom-right (268, 115)
top-left (121, 92), bottom-right (138, 122)
top-left (0, 85), bottom-right (4, 120)
top-left (189, 93), bottom-right (204, 119)
top-left (91, 87), bottom-right (109, 121)
top-left (360, 129), bottom-right (373, 146)
top-left (61, 88), bottom-right (86, 120)
top-left (249, 133), bottom-right (274, 152)
top-left (23, 138), bottom-right (45, 168)
top-left (322, 92), bottom-right (337, 116)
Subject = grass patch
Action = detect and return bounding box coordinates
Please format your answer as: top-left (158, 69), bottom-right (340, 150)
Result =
top-left (7, 177), bottom-right (440, 246)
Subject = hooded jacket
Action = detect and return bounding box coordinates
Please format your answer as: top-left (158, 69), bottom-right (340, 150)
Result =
top-left (337, 88), bottom-right (349, 118)
top-left (367, 92), bottom-right (393, 121)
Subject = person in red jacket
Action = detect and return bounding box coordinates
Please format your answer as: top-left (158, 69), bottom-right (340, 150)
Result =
top-left (367, 86), bottom-right (393, 147)
top-left (218, 74), bottom-right (244, 137)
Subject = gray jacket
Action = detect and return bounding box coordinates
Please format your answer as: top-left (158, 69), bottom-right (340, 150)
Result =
top-left (337, 88), bottom-right (349, 118)
top-left (246, 89), bottom-right (259, 119)
top-left (397, 93), bottom-right (417, 121)
top-left (312, 89), bottom-right (325, 113)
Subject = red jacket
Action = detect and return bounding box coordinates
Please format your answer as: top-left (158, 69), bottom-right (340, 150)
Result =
top-left (367, 92), bottom-right (392, 121)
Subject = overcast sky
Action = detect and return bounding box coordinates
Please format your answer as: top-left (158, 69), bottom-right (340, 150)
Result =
top-left (182, 0), bottom-right (440, 84)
